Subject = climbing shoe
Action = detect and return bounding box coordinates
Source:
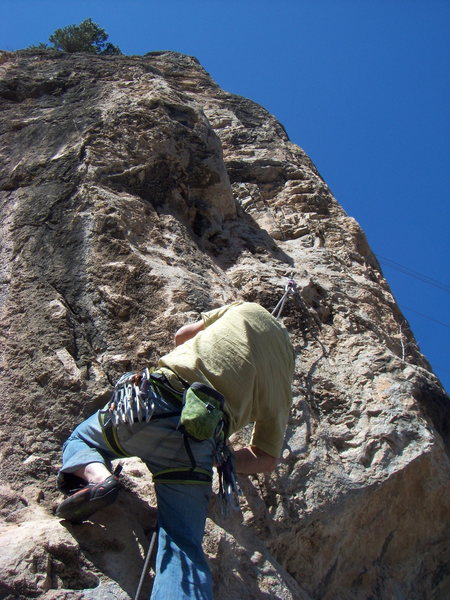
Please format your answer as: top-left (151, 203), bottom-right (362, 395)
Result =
top-left (55, 475), bottom-right (120, 523)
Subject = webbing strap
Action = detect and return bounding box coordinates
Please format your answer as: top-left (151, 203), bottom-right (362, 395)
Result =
top-left (183, 433), bottom-right (197, 470)
top-left (153, 467), bottom-right (212, 485)
top-left (150, 371), bottom-right (184, 407)
top-left (98, 411), bottom-right (132, 458)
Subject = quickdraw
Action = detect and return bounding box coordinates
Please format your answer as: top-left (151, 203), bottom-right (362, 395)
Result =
top-left (107, 368), bottom-right (157, 426)
top-left (215, 445), bottom-right (242, 515)
top-left (272, 276), bottom-right (297, 319)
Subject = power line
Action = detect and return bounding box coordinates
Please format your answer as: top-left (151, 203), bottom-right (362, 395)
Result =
top-left (377, 254), bottom-right (450, 293)
top-left (375, 255), bottom-right (450, 385)
top-left (399, 305), bottom-right (450, 379)
top-left (400, 304), bottom-right (450, 330)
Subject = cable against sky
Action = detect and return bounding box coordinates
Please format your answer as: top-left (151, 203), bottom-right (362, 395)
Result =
top-left (378, 255), bottom-right (450, 294)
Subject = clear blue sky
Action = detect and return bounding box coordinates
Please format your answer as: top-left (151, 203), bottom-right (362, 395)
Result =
top-left (2, 1), bottom-right (449, 391)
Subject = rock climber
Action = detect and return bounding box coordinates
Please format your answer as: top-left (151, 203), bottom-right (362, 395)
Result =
top-left (55, 301), bottom-right (295, 600)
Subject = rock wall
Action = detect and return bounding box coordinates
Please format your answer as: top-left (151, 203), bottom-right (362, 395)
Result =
top-left (0, 50), bottom-right (448, 600)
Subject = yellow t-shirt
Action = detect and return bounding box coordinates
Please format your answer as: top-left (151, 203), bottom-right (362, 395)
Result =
top-left (158, 302), bottom-right (294, 457)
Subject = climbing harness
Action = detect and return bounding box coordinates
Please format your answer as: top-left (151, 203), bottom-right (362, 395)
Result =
top-left (272, 277), bottom-right (297, 319)
top-left (99, 369), bottom-right (242, 510)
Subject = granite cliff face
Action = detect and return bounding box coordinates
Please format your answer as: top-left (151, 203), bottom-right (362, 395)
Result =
top-left (0, 50), bottom-right (448, 600)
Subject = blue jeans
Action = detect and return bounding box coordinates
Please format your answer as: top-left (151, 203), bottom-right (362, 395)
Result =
top-left (60, 396), bottom-right (215, 600)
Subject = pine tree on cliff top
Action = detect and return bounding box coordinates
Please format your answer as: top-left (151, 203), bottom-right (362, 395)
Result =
top-left (29, 18), bottom-right (122, 55)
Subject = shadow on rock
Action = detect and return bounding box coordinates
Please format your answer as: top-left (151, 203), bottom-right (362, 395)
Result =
top-left (58, 489), bottom-right (157, 599)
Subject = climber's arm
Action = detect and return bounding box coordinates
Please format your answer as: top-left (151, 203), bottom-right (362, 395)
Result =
top-left (174, 320), bottom-right (205, 346)
top-left (233, 446), bottom-right (278, 474)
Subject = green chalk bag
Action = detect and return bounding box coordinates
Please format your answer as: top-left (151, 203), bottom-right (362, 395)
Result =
top-left (180, 382), bottom-right (225, 441)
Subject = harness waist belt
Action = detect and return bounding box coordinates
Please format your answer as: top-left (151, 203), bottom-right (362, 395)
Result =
top-left (152, 467), bottom-right (212, 485)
